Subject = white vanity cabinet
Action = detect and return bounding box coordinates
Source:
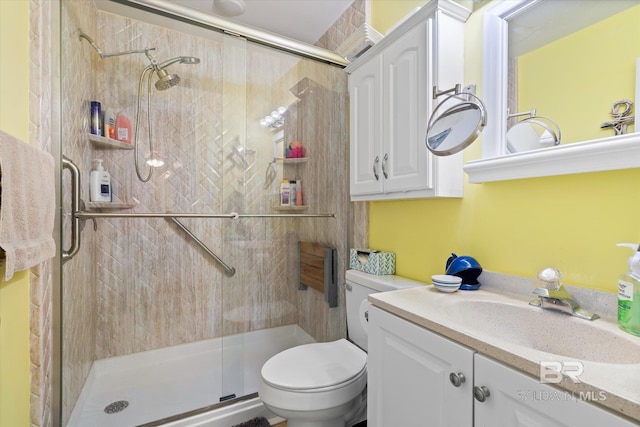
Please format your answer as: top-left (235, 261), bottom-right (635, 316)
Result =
top-left (368, 306), bottom-right (637, 427)
top-left (368, 305), bottom-right (474, 426)
top-left (346, 0), bottom-right (470, 201)
top-left (474, 354), bottom-right (636, 427)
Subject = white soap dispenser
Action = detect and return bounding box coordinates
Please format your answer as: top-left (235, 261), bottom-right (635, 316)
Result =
top-left (90, 159), bottom-right (112, 202)
top-left (616, 243), bottom-right (640, 336)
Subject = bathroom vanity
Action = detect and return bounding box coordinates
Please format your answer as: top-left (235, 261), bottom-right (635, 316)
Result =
top-left (367, 285), bottom-right (640, 426)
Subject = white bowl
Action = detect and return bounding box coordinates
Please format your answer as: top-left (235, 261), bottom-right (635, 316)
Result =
top-left (432, 274), bottom-right (462, 285)
top-left (433, 282), bottom-right (460, 293)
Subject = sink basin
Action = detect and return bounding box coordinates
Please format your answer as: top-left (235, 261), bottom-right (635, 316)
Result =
top-left (444, 299), bottom-right (640, 364)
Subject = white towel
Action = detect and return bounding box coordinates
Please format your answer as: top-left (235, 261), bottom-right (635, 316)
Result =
top-left (0, 130), bottom-right (56, 281)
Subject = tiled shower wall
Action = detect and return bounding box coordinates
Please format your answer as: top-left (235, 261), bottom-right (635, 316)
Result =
top-left (29, 1), bottom-right (57, 426)
top-left (61, 0), bottom-right (355, 423)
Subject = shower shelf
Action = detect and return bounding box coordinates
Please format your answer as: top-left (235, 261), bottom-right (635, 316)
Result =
top-left (276, 157), bottom-right (308, 164)
top-left (272, 205), bottom-right (309, 212)
top-left (85, 201), bottom-right (137, 210)
top-left (87, 134), bottom-right (134, 150)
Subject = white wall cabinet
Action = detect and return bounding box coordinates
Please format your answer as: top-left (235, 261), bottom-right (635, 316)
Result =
top-left (346, 0), bottom-right (470, 201)
top-left (368, 306), bottom-right (637, 427)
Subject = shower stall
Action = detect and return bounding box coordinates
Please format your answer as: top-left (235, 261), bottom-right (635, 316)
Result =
top-left (58, 0), bottom-right (353, 425)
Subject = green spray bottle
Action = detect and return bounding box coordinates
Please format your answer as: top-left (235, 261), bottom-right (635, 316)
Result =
top-left (617, 243), bottom-right (640, 336)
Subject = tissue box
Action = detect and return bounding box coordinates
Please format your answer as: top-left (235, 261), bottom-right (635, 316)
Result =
top-left (349, 249), bottom-right (395, 275)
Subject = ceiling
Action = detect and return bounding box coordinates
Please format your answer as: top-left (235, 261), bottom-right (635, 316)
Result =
top-left (170, 0), bottom-right (355, 45)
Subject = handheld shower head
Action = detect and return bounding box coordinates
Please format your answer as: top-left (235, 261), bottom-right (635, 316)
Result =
top-left (155, 68), bottom-right (180, 91)
top-left (134, 54), bottom-right (200, 182)
top-left (157, 56), bottom-right (201, 70)
top-left (153, 56), bottom-right (200, 90)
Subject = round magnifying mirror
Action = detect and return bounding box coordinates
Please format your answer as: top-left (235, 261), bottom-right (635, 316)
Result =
top-left (425, 94), bottom-right (487, 156)
top-left (506, 117), bottom-right (561, 154)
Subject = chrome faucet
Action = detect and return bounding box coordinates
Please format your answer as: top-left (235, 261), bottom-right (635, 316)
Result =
top-left (529, 285), bottom-right (599, 321)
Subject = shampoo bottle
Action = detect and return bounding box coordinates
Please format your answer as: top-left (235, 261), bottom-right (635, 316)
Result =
top-left (90, 101), bottom-right (102, 136)
top-left (616, 243), bottom-right (640, 336)
top-left (115, 113), bottom-right (132, 144)
top-left (290, 180), bottom-right (297, 206)
top-left (90, 159), bottom-right (112, 202)
top-left (104, 108), bottom-right (117, 139)
top-left (280, 179), bottom-right (290, 206)
top-left (295, 179), bottom-right (303, 206)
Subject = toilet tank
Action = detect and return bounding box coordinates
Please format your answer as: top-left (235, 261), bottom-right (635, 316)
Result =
top-left (345, 270), bottom-right (424, 351)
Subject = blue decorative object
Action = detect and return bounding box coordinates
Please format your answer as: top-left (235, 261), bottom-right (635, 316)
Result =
top-left (445, 253), bottom-right (482, 290)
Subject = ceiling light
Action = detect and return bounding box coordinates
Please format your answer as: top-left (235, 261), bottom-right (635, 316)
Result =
top-left (213, 0), bottom-right (246, 17)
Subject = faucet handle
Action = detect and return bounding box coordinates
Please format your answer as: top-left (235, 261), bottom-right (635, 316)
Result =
top-left (536, 267), bottom-right (563, 290)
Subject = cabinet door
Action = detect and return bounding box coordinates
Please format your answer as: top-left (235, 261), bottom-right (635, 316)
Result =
top-left (349, 55), bottom-right (383, 197)
top-left (382, 20), bottom-right (433, 194)
top-left (474, 354), bottom-right (637, 427)
top-left (368, 306), bottom-right (474, 427)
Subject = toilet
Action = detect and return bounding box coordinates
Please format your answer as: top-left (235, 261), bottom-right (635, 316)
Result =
top-left (259, 270), bottom-right (423, 427)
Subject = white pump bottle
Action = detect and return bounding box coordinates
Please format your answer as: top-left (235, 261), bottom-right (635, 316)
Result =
top-left (90, 159), bottom-right (112, 202)
top-left (616, 243), bottom-right (640, 336)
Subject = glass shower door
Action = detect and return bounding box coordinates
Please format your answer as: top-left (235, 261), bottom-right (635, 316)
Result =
top-left (59, 2), bottom-right (231, 424)
top-left (59, 0), bottom-right (348, 425)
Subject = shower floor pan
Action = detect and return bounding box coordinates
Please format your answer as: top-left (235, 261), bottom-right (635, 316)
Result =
top-left (67, 324), bottom-right (315, 427)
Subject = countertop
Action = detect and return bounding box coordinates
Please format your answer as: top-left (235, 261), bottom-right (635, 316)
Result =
top-left (369, 283), bottom-right (640, 423)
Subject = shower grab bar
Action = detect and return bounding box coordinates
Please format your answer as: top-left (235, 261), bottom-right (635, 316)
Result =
top-left (167, 217), bottom-right (236, 277)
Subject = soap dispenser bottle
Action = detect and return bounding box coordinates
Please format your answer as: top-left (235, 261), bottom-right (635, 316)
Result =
top-left (90, 159), bottom-right (112, 202)
top-left (616, 243), bottom-right (640, 336)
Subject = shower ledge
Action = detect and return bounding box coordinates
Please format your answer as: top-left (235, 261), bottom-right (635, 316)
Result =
top-left (87, 133), bottom-right (134, 150)
top-left (85, 201), bottom-right (137, 210)
top-left (271, 205), bottom-right (309, 212)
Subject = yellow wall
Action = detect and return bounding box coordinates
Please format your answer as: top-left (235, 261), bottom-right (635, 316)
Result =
top-left (369, 1), bottom-right (640, 292)
top-left (0, 269), bottom-right (30, 427)
top-left (0, 0), bottom-right (30, 138)
top-left (518, 4), bottom-right (640, 143)
top-left (371, 0), bottom-right (427, 35)
top-left (0, 0), bottom-right (32, 426)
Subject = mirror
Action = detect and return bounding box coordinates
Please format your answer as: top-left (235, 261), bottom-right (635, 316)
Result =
top-left (509, 1), bottom-right (638, 147)
top-left (506, 112), bottom-right (561, 153)
top-left (465, 0), bottom-right (640, 183)
top-left (426, 92), bottom-right (487, 156)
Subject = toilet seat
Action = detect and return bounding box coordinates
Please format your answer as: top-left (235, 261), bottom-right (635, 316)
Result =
top-left (261, 339), bottom-right (367, 392)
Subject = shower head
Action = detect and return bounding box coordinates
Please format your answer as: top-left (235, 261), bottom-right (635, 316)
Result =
top-left (152, 56), bottom-right (200, 90)
top-left (155, 68), bottom-right (181, 91)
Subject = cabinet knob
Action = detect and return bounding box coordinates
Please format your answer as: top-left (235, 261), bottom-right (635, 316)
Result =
top-left (449, 372), bottom-right (466, 387)
top-left (473, 385), bottom-right (490, 402)
top-left (382, 153), bottom-right (389, 179)
top-left (373, 156), bottom-right (380, 181)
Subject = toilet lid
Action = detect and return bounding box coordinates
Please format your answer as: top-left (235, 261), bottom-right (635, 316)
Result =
top-left (261, 339), bottom-right (367, 391)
